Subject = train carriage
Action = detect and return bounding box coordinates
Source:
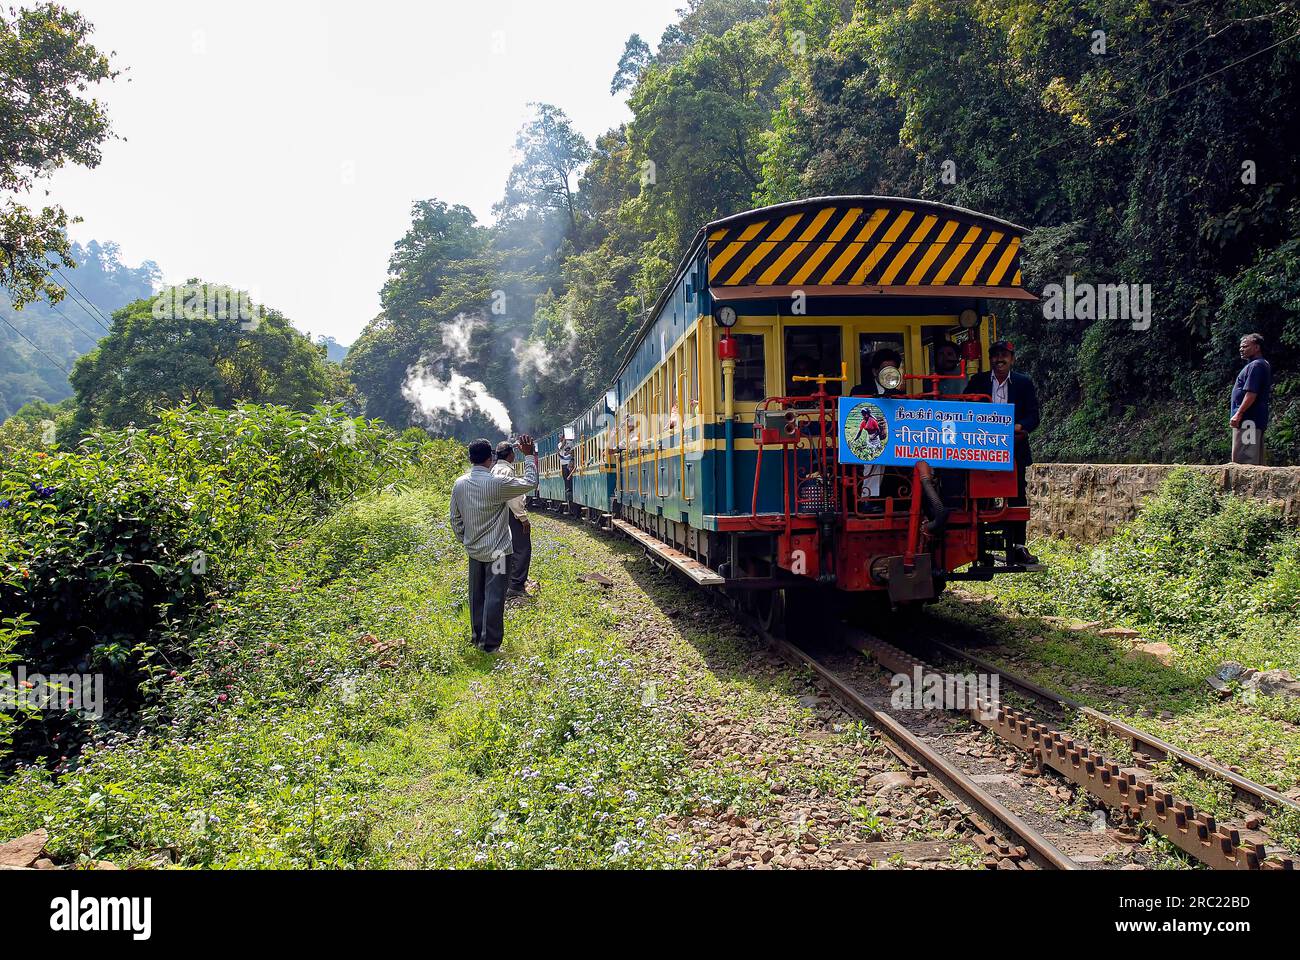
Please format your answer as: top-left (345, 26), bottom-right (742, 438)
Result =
top-left (533, 196), bottom-right (1038, 619)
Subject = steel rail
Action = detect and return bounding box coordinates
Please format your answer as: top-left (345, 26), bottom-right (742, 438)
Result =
top-left (763, 630), bottom-right (1080, 871)
top-left (924, 638), bottom-right (1300, 819)
top-left (850, 632), bottom-right (1297, 871)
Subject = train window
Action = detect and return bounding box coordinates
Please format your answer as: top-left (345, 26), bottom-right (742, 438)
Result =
top-left (785, 327), bottom-right (842, 397)
top-left (730, 334), bottom-right (766, 403)
top-left (687, 332), bottom-right (699, 407)
top-left (856, 333), bottom-right (907, 394)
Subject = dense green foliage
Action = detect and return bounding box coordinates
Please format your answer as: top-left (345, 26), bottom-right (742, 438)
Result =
top-left (0, 3), bottom-right (119, 307)
top-left (0, 442), bottom-right (713, 868)
top-left (0, 404), bottom-right (416, 767)
top-left (970, 470), bottom-right (1300, 673)
top-left (0, 240), bottom-right (159, 420)
top-left (67, 283), bottom-right (351, 434)
top-left (346, 0), bottom-right (1299, 463)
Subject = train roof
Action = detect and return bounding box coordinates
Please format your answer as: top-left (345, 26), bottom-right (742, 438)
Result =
top-left (617, 195), bottom-right (1034, 375)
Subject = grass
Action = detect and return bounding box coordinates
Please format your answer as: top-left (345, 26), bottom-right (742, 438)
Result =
top-left (0, 476), bottom-right (709, 868)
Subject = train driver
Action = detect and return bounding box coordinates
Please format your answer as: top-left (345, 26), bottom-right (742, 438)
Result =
top-left (851, 348), bottom-right (905, 513)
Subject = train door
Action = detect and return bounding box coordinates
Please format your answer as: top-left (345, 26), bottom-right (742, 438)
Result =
top-left (681, 329), bottom-right (701, 504)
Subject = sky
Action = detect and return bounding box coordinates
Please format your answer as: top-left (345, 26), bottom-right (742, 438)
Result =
top-left (42, 0), bottom-right (683, 344)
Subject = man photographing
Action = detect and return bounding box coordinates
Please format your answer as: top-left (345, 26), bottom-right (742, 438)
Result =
top-left (449, 435), bottom-right (538, 653)
top-left (493, 440), bottom-right (533, 600)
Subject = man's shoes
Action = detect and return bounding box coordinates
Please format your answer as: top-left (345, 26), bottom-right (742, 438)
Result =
top-left (506, 588), bottom-right (528, 600)
top-left (1008, 546), bottom-right (1039, 565)
top-left (861, 501), bottom-right (884, 515)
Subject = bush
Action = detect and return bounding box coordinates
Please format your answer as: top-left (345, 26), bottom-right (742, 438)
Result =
top-left (0, 404), bottom-right (419, 767)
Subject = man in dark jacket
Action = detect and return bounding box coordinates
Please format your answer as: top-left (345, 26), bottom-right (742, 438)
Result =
top-left (964, 341), bottom-right (1040, 564)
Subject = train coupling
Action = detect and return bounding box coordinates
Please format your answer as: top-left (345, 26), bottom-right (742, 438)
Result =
top-left (879, 554), bottom-right (936, 604)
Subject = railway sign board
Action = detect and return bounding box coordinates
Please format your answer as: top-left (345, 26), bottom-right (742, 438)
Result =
top-left (838, 398), bottom-right (1016, 471)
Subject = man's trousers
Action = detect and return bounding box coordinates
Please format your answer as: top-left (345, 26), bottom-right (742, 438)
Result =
top-left (508, 514), bottom-right (532, 593)
top-left (468, 556), bottom-right (509, 651)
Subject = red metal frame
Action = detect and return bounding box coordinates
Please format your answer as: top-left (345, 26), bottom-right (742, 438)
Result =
top-left (738, 372), bottom-right (1028, 590)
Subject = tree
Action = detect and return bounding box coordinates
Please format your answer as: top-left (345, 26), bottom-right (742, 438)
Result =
top-left (628, 19), bottom-right (786, 252)
top-left (69, 283), bottom-right (348, 432)
top-left (496, 103), bottom-right (592, 237)
top-left (1, 239), bottom-right (159, 420)
top-left (0, 4), bottom-right (119, 307)
top-left (611, 34), bottom-right (652, 94)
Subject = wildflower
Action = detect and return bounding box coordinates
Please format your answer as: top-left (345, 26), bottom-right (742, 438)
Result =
top-left (612, 839), bottom-right (631, 858)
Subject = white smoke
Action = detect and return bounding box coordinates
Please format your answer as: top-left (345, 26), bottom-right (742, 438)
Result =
top-left (402, 365), bottom-right (513, 434)
top-left (514, 312), bottom-right (579, 378)
top-left (441, 312), bottom-right (482, 361)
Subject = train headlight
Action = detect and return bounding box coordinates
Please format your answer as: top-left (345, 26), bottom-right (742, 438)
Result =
top-left (878, 365), bottom-right (903, 391)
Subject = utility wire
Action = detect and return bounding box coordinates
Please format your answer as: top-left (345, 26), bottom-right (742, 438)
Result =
top-left (44, 298), bottom-right (106, 346)
top-left (0, 314), bottom-right (74, 376)
top-left (51, 265), bottom-right (113, 330)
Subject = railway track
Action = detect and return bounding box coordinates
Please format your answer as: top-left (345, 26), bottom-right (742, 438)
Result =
top-left (558, 506), bottom-right (1300, 870)
top-left (922, 638), bottom-right (1300, 821)
top-left (754, 623), bottom-right (1081, 870)
top-left (843, 629), bottom-right (1299, 870)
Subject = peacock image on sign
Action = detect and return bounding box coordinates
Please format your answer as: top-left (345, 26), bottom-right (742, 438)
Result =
top-left (845, 402), bottom-right (888, 462)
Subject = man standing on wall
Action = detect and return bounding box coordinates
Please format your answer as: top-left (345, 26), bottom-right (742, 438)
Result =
top-left (1231, 333), bottom-right (1271, 465)
top-left (493, 441), bottom-right (533, 600)
top-left (965, 341), bottom-right (1040, 565)
top-left (449, 436), bottom-right (538, 653)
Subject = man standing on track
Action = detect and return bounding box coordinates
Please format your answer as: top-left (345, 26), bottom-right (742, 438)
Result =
top-left (449, 436), bottom-right (538, 653)
top-left (493, 440), bottom-right (533, 600)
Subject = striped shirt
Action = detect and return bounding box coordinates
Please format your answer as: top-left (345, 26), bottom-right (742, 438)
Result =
top-left (449, 457), bottom-right (538, 562)
top-left (491, 460), bottom-right (529, 520)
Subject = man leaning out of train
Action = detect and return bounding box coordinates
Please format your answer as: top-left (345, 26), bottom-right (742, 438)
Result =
top-left (964, 341), bottom-right (1040, 566)
top-left (449, 436), bottom-right (538, 653)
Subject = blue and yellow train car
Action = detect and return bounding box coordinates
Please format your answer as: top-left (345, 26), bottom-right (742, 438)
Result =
top-left (533, 196), bottom-right (1038, 611)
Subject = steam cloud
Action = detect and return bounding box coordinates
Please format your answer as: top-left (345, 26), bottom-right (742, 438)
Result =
top-left (402, 365), bottom-right (513, 434)
top-left (514, 312), bottom-right (579, 378)
top-left (441, 312), bottom-right (482, 361)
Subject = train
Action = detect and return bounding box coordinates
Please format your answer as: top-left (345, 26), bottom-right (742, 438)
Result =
top-left (528, 196), bottom-right (1038, 629)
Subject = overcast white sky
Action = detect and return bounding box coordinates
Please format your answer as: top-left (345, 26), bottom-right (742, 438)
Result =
top-left (43, 0), bottom-right (682, 343)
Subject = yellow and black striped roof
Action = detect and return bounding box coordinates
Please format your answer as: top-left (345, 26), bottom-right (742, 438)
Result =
top-left (705, 196), bottom-right (1032, 299)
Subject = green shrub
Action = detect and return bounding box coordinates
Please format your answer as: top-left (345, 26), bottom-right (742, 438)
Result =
top-left (0, 404), bottom-right (418, 767)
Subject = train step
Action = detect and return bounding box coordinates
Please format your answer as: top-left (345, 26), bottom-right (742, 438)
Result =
top-left (610, 519), bottom-right (725, 586)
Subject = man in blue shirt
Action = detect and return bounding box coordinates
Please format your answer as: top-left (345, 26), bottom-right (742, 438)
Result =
top-left (1231, 333), bottom-right (1271, 465)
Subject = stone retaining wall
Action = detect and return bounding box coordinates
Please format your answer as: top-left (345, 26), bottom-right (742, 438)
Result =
top-left (1027, 463), bottom-right (1300, 543)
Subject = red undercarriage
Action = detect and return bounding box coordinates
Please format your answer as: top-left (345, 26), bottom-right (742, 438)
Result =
top-left (713, 505), bottom-right (1030, 591)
